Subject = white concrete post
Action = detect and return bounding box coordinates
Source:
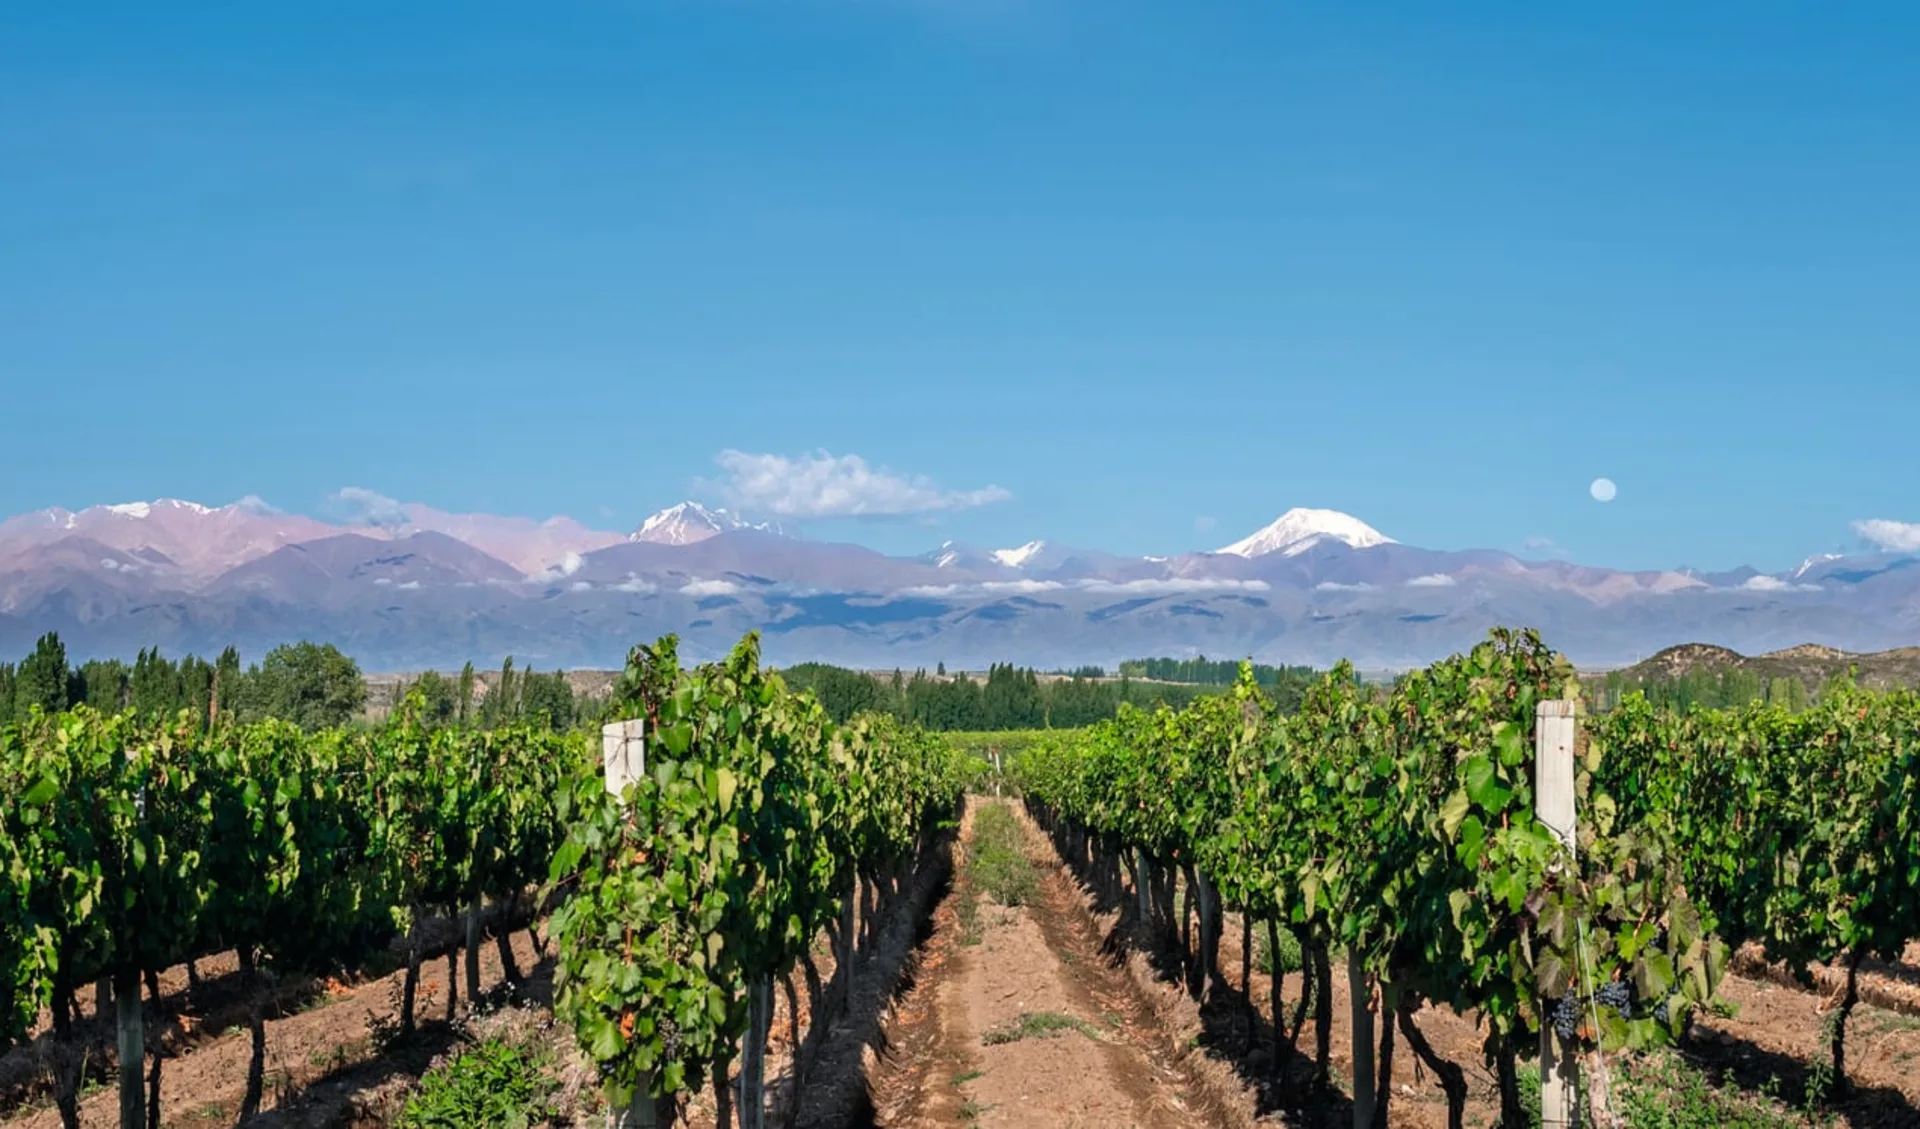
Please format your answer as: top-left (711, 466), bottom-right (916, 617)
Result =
top-left (603, 718), bottom-right (646, 799)
top-left (602, 718), bottom-right (658, 1129)
top-left (1536, 700), bottom-right (1578, 1129)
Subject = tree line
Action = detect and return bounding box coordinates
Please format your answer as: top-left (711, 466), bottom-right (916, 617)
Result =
top-left (0, 633), bottom-right (581, 732)
top-left (777, 660), bottom-right (1281, 730)
top-left (0, 633), bottom-right (367, 730)
top-left (386, 657), bottom-right (581, 730)
top-left (1117, 654), bottom-right (1320, 697)
top-left (1589, 665), bottom-right (1818, 713)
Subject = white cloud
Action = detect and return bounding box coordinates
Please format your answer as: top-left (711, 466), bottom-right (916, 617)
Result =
top-left (898, 577), bottom-right (1270, 599)
top-left (231, 494), bottom-right (281, 515)
top-left (373, 577), bottom-right (393, 585)
top-left (1406, 573), bottom-right (1457, 587)
top-left (1853, 518), bottom-right (1920, 553)
top-left (543, 551), bottom-right (585, 579)
top-left (704, 449), bottom-right (1010, 519)
top-left (570, 580), bottom-right (592, 592)
top-left (1739, 575), bottom-right (1819, 593)
top-left (1521, 536), bottom-right (1575, 561)
top-left (1314, 580), bottom-right (1373, 592)
top-left (396, 580), bottom-right (421, 590)
top-left (681, 579), bottom-right (742, 597)
top-left (901, 579), bottom-right (1066, 598)
top-left (329, 486), bottom-right (412, 529)
top-left (614, 575), bottom-right (657, 594)
top-left (100, 558), bottom-right (119, 571)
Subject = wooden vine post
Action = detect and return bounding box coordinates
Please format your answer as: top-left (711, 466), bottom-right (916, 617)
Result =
top-left (740, 975), bottom-right (772, 1129)
top-left (602, 718), bottom-right (660, 1129)
top-left (118, 771), bottom-right (148, 1129)
top-left (116, 964), bottom-right (142, 1129)
top-left (1535, 700), bottom-right (1579, 1129)
top-left (1349, 953), bottom-right (1375, 1129)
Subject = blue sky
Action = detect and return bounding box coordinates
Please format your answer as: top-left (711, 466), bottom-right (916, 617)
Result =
top-left (4, 1), bottom-right (1916, 572)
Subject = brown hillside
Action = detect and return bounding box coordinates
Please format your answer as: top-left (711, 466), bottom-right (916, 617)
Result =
top-left (1608, 642), bottom-right (1920, 691)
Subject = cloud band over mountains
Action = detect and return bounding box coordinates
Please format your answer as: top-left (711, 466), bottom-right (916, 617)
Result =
top-left (704, 449), bottom-right (1011, 519)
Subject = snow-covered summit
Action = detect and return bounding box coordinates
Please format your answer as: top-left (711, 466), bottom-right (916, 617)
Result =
top-left (1793, 553), bottom-right (1844, 580)
top-left (99, 499), bottom-right (216, 520)
top-left (991, 540), bottom-right (1048, 568)
top-left (630, 502), bottom-right (778, 546)
top-left (1215, 508), bottom-right (1394, 559)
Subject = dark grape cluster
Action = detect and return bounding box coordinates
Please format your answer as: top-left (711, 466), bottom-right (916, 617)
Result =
top-left (1595, 979), bottom-right (1633, 1020)
top-left (661, 1016), bottom-right (682, 1061)
top-left (1652, 999), bottom-right (1671, 1027)
top-left (1550, 994), bottom-right (1581, 1040)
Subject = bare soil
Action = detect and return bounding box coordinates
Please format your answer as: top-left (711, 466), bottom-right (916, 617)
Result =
top-left (857, 798), bottom-right (1221, 1129)
top-left (1018, 802), bottom-right (1920, 1129)
top-left (3, 923), bottom-right (552, 1128)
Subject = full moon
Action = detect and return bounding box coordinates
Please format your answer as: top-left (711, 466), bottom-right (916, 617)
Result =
top-left (1590, 477), bottom-right (1618, 503)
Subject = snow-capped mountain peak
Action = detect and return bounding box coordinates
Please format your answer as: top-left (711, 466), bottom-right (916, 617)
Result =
top-left (990, 540), bottom-right (1048, 569)
top-left (1216, 508), bottom-right (1394, 558)
top-left (1793, 552), bottom-right (1844, 580)
top-left (98, 499), bottom-right (216, 520)
top-left (630, 501), bottom-right (778, 546)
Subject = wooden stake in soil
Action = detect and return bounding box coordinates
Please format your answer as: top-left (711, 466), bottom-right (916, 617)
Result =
top-left (1134, 849), bottom-right (1152, 931)
top-left (1348, 952), bottom-right (1374, 1129)
top-left (1535, 700), bottom-right (1579, 1129)
top-left (603, 718), bottom-right (660, 1129)
top-left (115, 965), bottom-right (144, 1129)
top-left (738, 975), bottom-right (772, 1129)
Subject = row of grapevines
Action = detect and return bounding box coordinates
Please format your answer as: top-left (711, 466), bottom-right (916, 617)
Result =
top-left (1590, 682), bottom-right (1920, 1092)
top-left (0, 695), bottom-right (586, 1127)
top-left (546, 633), bottom-right (970, 1121)
top-left (1019, 628), bottom-right (1724, 1129)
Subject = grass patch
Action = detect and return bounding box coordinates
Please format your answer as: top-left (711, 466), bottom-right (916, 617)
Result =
top-left (1516, 1055), bottom-right (1825, 1129)
top-left (950, 1069), bottom-right (984, 1087)
top-left (1254, 924), bottom-right (1302, 976)
top-left (969, 804), bottom-right (1038, 907)
top-left (394, 1034), bottom-right (556, 1129)
top-left (982, 1010), bottom-right (1099, 1046)
top-left (954, 874), bottom-right (983, 945)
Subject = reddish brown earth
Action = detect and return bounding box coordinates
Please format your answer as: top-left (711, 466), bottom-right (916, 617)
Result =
top-left (858, 799), bottom-right (1220, 1129)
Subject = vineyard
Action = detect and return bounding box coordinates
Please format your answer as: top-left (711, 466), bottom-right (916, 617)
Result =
top-left (0, 634), bottom-right (970, 1129)
top-left (1014, 628), bottom-right (1920, 1128)
top-left (0, 626), bottom-right (1914, 1128)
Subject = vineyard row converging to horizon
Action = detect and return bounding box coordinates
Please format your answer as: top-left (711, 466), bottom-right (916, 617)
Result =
top-left (0, 625), bottom-right (1914, 1128)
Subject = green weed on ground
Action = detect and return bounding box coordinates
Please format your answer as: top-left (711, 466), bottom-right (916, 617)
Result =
top-left (969, 804), bottom-right (1039, 907)
top-left (981, 1010), bottom-right (1100, 1046)
top-left (1516, 1054), bottom-right (1828, 1129)
top-left (1254, 924), bottom-right (1302, 976)
top-left (393, 1034), bottom-right (556, 1128)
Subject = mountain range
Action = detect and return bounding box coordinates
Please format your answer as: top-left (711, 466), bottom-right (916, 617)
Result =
top-left (1, 497), bottom-right (1915, 672)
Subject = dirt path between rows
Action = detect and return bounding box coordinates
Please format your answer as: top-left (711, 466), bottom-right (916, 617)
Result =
top-left (862, 798), bottom-right (1219, 1129)
top-left (1024, 804), bottom-right (1920, 1129)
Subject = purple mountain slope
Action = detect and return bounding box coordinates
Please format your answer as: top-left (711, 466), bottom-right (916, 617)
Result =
top-left (0, 498), bottom-right (1914, 671)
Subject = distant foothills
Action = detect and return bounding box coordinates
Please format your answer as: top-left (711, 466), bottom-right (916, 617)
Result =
top-left (0, 629), bottom-right (1315, 733)
top-left (2, 495), bottom-right (1917, 671)
top-left (5, 627), bottom-right (1911, 736)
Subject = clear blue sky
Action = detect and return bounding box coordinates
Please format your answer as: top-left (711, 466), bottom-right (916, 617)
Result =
top-left (4, 1), bottom-right (1915, 572)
